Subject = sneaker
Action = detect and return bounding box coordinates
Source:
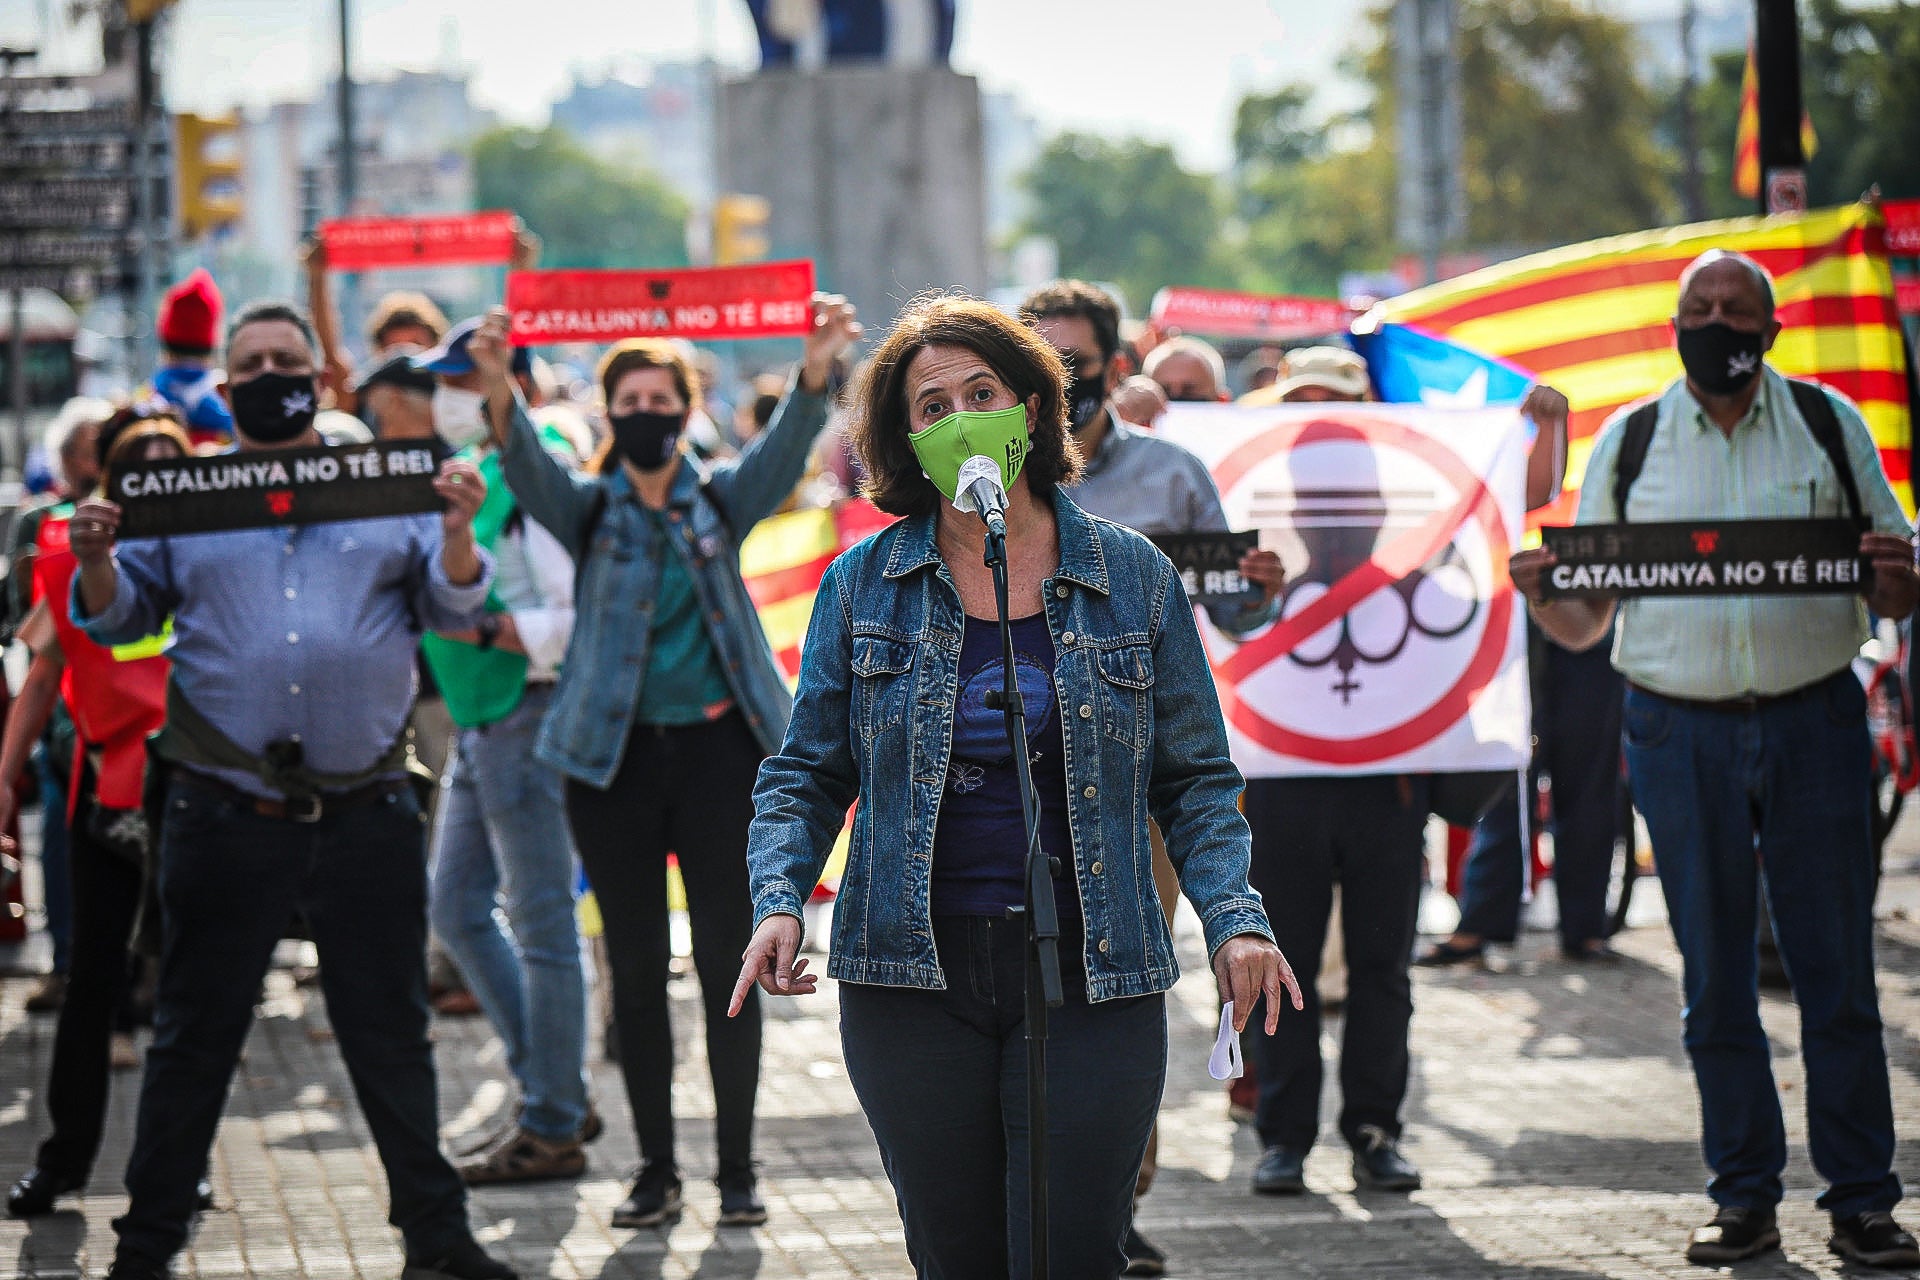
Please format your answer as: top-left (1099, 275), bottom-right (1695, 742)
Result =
top-left (1684, 1205), bottom-right (1779, 1265)
top-left (1251, 1145), bottom-right (1307, 1195)
top-left (456, 1127), bottom-right (585, 1186)
top-left (7, 1166), bottom-right (84, 1217)
top-left (1349, 1125), bottom-right (1421, 1191)
top-left (401, 1235), bottom-right (518, 1280)
top-left (1829, 1210), bottom-right (1920, 1268)
top-left (717, 1171), bottom-right (767, 1227)
top-left (611, 1161), bottom-right (682, 1229)
top-left (1412, 939), bottom-right (1485, 968)
top-left (1122, 1223), bottom-right (1168, 1275)
top-left (23, 973), bottom-right (67, 1012)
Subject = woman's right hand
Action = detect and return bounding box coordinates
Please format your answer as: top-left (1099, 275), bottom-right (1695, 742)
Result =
top-left (729, 913), bottom-right (817, 1016)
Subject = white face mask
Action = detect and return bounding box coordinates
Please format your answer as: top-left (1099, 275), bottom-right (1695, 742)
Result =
top-left (431, 384), bottom-right (489, 450)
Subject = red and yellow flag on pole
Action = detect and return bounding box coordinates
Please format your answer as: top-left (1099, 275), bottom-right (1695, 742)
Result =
top-left (1733, 43), bottom-right (1818, 200)
top-left (1375, 203), bottom-right (1913, 519)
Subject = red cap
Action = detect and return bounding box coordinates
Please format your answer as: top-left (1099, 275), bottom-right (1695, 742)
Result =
top-left (157, 268), bottom-right (222, 352)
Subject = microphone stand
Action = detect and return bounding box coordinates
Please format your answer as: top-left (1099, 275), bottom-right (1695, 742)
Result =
top-left (980, 508), bottom-right (1065, 1280)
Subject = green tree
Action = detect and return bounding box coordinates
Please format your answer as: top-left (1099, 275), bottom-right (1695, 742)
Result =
top-left (1017, 133), bottom-right (1228, 314)
top-left (471, 126), bottom-right (689, 269)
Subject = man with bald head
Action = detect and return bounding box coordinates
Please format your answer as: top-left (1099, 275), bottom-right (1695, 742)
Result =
top-left (1142, 337), bottom-right (1228, 403)
top-left (1511, 251), bottom-right (1920, 1269)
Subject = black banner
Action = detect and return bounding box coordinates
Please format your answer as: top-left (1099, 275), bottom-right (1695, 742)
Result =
top-left (116, 442), bottom-right (445, 539)
top-left (1539, 519), bottom-right (1868, 598)
top-left (1151, 531), bottom-right (1261, 604)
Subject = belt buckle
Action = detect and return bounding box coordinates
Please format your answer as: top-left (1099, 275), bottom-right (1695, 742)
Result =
top-left (289, 793), bottom-right (324, 824)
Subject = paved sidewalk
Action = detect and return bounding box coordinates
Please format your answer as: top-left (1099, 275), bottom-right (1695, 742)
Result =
top-left (4, 854), bottom-right (1918, 1278)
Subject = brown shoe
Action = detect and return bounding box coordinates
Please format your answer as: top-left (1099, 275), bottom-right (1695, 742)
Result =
top-left (456, 1127), bottom-right (584, 1185)
top-left (23, 974), bottom-right (67, 1013)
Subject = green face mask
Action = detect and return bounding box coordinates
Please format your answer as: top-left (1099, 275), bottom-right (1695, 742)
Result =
top-left (906, 403), bottom-right (1031, 503)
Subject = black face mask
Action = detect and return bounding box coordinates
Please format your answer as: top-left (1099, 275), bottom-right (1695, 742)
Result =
top-left (228, 371), bottom-right (318, 444)
top-left (609, 409), bottom-right (686, 470)
top-left (1064, 361), bottom-right (1107, 432)
top-left (1676, 321), bottom-right (1766, 396)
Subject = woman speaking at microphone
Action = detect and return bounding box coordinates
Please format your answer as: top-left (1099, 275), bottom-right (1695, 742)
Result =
top-left (731, 295), bottom-right (1300, 1279)
top-left (464, 297), bottom-right (860, 1231)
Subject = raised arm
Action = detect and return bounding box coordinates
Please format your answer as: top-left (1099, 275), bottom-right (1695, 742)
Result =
top-left (470, 308), bottom-right (602, 559)
top-left (710, 294), bottom-right (862, 532)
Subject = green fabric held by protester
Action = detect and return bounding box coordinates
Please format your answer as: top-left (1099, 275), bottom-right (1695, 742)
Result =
top-left (421, 427), bottom-right (574, 729)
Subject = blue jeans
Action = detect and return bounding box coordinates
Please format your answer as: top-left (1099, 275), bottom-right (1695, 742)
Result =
top-left (113, 777), bottom-right (469, 1268)
top-left (1457, 631), bottom-right (1624, 947)
top-left (839, 915), bottom-right (1165, 1280)
top-left (1623, 669), bottom-right (1901, 1217)
top-left (429, 685), bottom-right (588, 1142)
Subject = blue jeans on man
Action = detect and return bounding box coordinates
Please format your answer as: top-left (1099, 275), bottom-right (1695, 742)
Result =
top-left (429, 685), bottom-right (589, 1143)
top-left (1623, 668), bottom-right (1901, 1217)
top-left (113, 778), bottom-right (470, 1268)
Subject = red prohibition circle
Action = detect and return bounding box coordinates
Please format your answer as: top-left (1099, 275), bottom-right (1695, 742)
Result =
top-left (1211, 412), bottom-right (1515, 765)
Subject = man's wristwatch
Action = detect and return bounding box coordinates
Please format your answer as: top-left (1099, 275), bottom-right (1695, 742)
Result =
top-left (476, 615), bottom-right (501, 650)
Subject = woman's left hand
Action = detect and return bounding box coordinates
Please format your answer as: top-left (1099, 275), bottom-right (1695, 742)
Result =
top-left (1213, 933), bottom-right (1303, 1035)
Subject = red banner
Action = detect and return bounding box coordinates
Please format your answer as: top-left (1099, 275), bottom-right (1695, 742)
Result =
top-left (1148, 286), bottom-right (1355, 341)
top-left (1897, 276), bottom-right (1920, 318)
top-left (1885, 199), bottom-right (1920, 258)
top-left (504, 261), bottom-right (816, 345)
top-left (320, 211), bottom-right (519, 271)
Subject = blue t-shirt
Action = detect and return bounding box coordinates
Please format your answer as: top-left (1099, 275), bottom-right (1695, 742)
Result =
top-left (930, 614), bottom-right (1080, 919)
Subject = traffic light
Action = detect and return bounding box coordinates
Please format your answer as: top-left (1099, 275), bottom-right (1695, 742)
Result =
top-left (712, 193), bottom-right (771, 265)
top-left (173, 112), bottom-right (244, 240)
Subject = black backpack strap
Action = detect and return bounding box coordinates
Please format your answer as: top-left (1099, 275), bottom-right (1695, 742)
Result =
top-left (1787, 378), bottom-right (1864, 524)
top-left (1611, 400), bottom-right (1661, 522)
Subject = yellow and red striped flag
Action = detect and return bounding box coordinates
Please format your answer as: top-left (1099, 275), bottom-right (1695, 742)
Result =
top-left (1733, 43), bottom-right (1818, 200)
top-left (740, 498), bottom-right (898, 680)
top-left (1374, 202), bottom-right (1912, 519)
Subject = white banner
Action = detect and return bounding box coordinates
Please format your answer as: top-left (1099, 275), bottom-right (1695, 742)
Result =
top-left (1157, 403), bottom-right (1531, 779)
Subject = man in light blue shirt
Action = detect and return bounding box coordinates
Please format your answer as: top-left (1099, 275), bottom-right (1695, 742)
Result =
top-left (67, 302), bottom-right (517, 1280)
top-left (1514, 251), bottom-right (1920, 1271)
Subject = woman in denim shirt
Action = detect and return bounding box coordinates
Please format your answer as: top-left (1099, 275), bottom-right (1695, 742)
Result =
top-left (466, 298), bottom-right (860, 1231)
top-left (730, 297), bottom-right (1300, 1279)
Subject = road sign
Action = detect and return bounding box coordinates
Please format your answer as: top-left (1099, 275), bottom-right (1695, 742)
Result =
top-left (0, 230), bottom-right (135, 269)
top-left (0, 176), bottom-right (135, 230)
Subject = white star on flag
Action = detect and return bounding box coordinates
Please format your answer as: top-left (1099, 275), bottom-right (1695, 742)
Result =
top-left (1418, 367), bottom-right (1490, 409)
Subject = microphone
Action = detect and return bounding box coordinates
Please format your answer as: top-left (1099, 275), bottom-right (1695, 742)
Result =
top-left (954, 455), bottom-right (1009, 537)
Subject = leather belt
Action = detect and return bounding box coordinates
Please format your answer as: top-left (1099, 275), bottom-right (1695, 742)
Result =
top-left (174, 770), bottom-right (412, 824)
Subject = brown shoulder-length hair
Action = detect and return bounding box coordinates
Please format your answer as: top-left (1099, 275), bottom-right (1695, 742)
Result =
top-left (850, 293), bottom-right (1082, 518)
top-left (588, 338), bottom-right (702, 476)
top-left (99, 415), bottom-right (192, 498)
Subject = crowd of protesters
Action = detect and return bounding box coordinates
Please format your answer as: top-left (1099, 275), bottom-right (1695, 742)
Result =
top-left (0, 244), bottom-right (1915, 1280)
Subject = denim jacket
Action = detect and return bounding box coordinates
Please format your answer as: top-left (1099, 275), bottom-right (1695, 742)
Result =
top-left (498, 375), bottom-right (829, 787)
top-left (747, 489), bottom-right (1273, 1002)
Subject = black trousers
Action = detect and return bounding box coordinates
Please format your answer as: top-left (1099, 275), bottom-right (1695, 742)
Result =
top-left (34, 793), bottom-right (143, 1181)
top-left (840, 916), bottom-right (1165, 1280)
top-left (114, 779), bottom-right (468, 1268)
top-left (1244, 774), bottom-right (1428, 1152)
top-left (566, 711), bottom-right (763, 1178)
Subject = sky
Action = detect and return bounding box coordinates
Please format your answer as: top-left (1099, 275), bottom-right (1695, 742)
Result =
top-left (5, 0), bottom-right (1746, 175)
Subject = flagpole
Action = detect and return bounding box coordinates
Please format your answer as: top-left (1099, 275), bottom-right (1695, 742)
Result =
top-left (1752, 0), bottom-right (1807, 214)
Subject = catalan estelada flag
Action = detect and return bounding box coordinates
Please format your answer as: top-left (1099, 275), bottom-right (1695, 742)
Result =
top-left (1734, 43), bottom-right (1818, 201)
top-left (740, 498), bottom-right (898, 680)
top-left (1372, 203), bottom-right (1912, 519)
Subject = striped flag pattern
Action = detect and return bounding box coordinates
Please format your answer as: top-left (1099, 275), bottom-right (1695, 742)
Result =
top-left (1372, 203), bottom-right (1912, 520)
top-left (1733, 43), bottom-right (1819, 201)
top-left (740, 498), bottom-right (898, 680)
